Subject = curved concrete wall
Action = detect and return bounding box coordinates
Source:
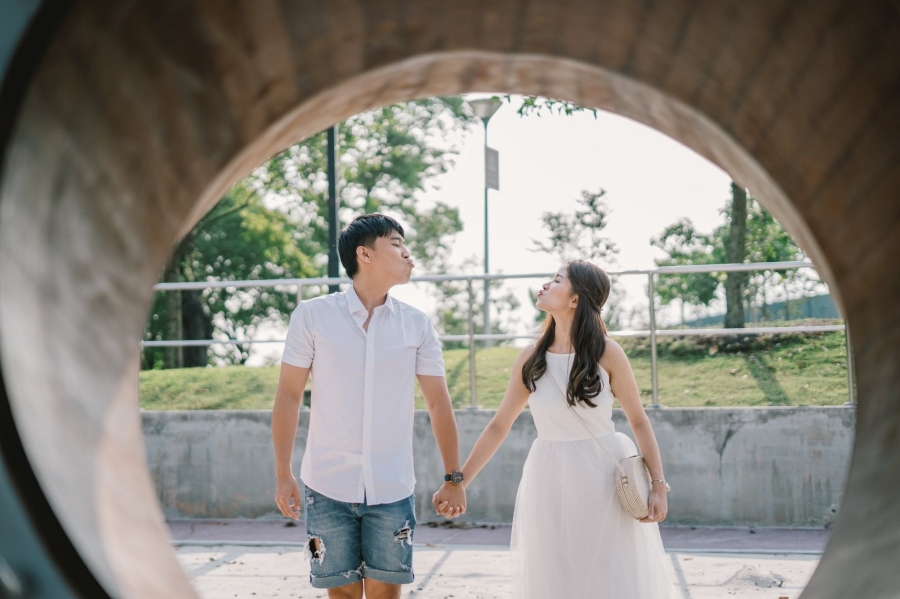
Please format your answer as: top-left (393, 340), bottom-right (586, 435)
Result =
top-left (1, 1), bottom-right (898, 597)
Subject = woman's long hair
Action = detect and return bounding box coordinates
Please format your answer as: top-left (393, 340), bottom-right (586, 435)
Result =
top-left (521, 260), bottom-right (612, 407)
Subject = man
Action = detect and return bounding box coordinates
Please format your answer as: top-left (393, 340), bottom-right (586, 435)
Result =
top-left (272, 214), bottom-right (466, 599)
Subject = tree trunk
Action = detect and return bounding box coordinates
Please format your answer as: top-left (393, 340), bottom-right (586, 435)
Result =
top-left (163, 268), bottom-right (184, 369)
top-left (182, 289), bottom-right (213, 367)
top-left (725, 182), bottom-right (747, 328)
top-left (784, 280), bottom-right (791, 321)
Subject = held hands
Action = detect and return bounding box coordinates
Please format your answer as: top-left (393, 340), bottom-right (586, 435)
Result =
top-left (432, 482), bottom-right (467, 519)
top-left (275, 475), bottom-right (302, 520)
top-left (640, 483), bottom-right (669, 524)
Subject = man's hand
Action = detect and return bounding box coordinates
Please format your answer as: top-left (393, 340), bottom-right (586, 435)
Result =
top-left (432, 482), bottom-right (466, 519)
top-left (275, 476), bottom-right (302, 520)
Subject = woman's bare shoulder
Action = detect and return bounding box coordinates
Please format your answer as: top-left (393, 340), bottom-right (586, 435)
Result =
top-left (516, 344), bottom-right (537, 364)
top-left (600, 337), bottom-right (629, 370)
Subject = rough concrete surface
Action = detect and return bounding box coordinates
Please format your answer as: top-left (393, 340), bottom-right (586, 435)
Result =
top-left (4, 0), bottom-right (899, 596)
top-left (145, 407), bottom-right (854, 527)
top-left (175, 545), bottom-right (819, 599)
top-left (170, 520), bottom-right (826, 598)
top-left (168, 519), bottom-right (831, 553)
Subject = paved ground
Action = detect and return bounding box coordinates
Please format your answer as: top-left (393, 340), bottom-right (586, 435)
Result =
top-left (168, 519), bottom-right (830, 552)
top-left (170, 520), bottom-right (827, 598)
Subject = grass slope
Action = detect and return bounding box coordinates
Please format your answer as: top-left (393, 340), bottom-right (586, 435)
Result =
top-left (140, 330), bottom-right (851, 410)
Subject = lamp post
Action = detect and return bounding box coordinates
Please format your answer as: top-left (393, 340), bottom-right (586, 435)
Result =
top-left (467, 97), bottom-right (502, 346)
top-left (326, 124), bottom-right (340, 294)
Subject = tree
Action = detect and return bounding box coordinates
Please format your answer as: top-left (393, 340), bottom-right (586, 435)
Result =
top-left (258, 98), bottom-right (474, 270)
top-left (430, 258), bottom-right (523, 349)
top-left (650, 219), bottom-right (719, 325)
top-left (531, 189), bottom-right (618, 263)
top-left (738, 191), bottom-right (808, 320)
top-left (724, 183), bottom-right (748, 328)
top-left (145, 98), bottom-right (476, 369)
top-left (651, 182), bottom-right (812, 327)
top-left (529, 188), bottom-right (624, 329)
top-left (143, 181), bottom-right (320, 368)
top-left (501, 95), bottom-right (599, 119)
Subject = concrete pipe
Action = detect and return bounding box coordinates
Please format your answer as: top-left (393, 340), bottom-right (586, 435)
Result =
top-left (0, 1), bottom-right (898, 597)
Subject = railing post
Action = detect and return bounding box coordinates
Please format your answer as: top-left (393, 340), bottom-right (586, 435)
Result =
top-left (296, 283), bottom-right (303, 306)
top-left (845, 324), bottom-right (856, 406)
top-left (468, 279), bottom-right (478, 410)
top-left (648, 272), bottom-right (660, 407)
top-left (136, 348), bottom-right (142, 407)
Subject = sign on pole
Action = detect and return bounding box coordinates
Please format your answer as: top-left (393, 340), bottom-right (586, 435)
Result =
top-left (485, 147), bottom-right (499, 191)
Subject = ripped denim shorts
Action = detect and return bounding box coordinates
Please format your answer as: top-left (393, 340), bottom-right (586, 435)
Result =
top-left (303, 486), bottom-right (416, 589)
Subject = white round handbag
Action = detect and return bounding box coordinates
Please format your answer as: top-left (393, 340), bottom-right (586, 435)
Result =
top-left (612, 454), bottom-right (653, 520)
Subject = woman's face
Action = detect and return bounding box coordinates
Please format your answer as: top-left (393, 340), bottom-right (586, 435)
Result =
top-left (535, 267), bottom-right (577, 313)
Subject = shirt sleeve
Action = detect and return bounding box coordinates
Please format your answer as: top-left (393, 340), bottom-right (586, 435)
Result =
top-left (416, 316), bottom-right (445, 376)
top-left (282, 302), bottom-right (315, 368)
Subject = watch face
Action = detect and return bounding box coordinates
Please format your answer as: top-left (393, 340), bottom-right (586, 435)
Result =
top-left (450, 471), bottom-right (464, 485)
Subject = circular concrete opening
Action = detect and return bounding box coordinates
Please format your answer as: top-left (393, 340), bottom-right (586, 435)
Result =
top-left (1, 2), bottom-right (898, 597)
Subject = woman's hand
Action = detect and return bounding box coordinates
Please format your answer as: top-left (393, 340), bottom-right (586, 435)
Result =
top-left (432, 482), bottom-right (467, 519)
top-left (640, 483), bottom-right (668, 524)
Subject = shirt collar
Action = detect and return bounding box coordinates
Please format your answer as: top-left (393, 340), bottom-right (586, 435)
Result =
top-left (344, 284), bottom-right (395, 325)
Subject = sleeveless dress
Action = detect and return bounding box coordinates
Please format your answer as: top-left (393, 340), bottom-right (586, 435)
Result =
top-left (510, 352), bottom-right (673, 598)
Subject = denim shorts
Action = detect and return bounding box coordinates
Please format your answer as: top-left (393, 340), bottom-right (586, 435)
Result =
top-left (303, 486), bottom-right (416, 589)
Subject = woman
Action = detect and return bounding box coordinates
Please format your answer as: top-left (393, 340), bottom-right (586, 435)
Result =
top-left (449, 260), bottom-right (672, 598)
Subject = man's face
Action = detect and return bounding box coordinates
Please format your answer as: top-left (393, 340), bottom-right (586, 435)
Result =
top-left (366, 233), bottom-right (414, 285)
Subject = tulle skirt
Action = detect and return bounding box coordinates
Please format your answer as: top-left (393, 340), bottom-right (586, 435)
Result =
top-left (510, 433), bottom-right (673, 599)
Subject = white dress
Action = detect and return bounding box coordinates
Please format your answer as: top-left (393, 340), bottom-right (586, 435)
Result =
top-left (510, 352), bottom-right (673, 598)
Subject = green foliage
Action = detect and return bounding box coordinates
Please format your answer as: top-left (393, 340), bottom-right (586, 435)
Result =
top-left (143, 182), bottom-right (320, 367)
top-left (145, 98), bottom-right (477, 368)
top-left (257, 97), bottom-right (474, 270)
top-left (429, 257), bottom-right (523, 349)
top-left (650, 218), bottom-right (720, 315)
top-left (529, 188), bottom-right (623, 328)
top-left (733, 194), bottom-right (817, 318)
top-left (651, 183), bottom-right (818, 324)
top-left (139, 364), bottom-right (281, 410)
top-left (139, 330), bottom-right (851, 410)
top-left (532, 189), bottom-right (618, 263)
top-left (618, 319), bottom-right (841, 358)
top-left (501, 95), bottom-right (599, 119)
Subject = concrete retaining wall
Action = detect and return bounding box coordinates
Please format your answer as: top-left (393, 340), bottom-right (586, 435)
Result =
top-left (143, 407), bottom-right (854, 527)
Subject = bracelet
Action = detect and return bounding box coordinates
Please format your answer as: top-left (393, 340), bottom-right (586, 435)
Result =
top-left (651, 479), bottom-right (671, 493)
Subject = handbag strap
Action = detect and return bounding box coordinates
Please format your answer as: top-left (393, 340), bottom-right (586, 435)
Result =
top-left (543, 365), bottom-right (627, 477)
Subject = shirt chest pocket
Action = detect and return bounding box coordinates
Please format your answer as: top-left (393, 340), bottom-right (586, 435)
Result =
top-left (377, 329), bottom-right (419, 366)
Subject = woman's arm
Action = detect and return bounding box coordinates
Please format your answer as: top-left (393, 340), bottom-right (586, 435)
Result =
top-left (458, 347), bottom-right (534, 489)
top-left (601, 339), bottom-right (669, 523)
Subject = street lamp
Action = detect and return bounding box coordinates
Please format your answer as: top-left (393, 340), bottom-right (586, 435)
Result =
top-left (467, 97), bottom-right (502, 346)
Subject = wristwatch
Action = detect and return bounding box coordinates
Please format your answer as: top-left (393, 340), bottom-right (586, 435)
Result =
top-left (444, 470), bottom-right (464, 485)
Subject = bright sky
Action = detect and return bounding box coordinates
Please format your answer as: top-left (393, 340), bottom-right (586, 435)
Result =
top-left (246, 95), bottom-right (737, 365)
top-left (389, 95), bottom-right (734, 328)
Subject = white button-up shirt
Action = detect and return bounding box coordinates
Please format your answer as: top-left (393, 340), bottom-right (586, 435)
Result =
top-left (281, 285), bottom-right (445, 505)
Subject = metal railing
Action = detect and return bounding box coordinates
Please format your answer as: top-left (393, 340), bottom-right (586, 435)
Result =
top-left (145, 261), bottom-right (856, 408)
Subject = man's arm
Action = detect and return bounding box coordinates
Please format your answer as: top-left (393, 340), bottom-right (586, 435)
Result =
top-left (418, 374), bottom-right (466, 519)
top-left (272, 362), bottom-right (310, 520)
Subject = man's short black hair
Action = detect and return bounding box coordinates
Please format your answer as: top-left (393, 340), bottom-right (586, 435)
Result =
top-left (338, 214), bottom-right (405, 278)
